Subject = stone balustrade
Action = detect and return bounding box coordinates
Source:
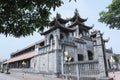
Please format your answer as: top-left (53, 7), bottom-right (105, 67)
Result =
top-left (38, 45), bottom-right (55, 54)
top-left (63, 60), bottom-right (99, 79)
top-left (38, 40), bottom-right (75, 55)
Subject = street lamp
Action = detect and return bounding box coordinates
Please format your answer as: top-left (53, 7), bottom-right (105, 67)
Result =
top-left (22, 61), bottom-right (26, 68)
top-left (64, 50), bottom-right (73, 80)
top-left (109, 56), bottom-right (115, 80)
top-left (6, 63), bottom-right (10, 74)
top-left (22, 61), bottom-right (26, 78)
top-left (1, 63), bottom-right (4, 73)
top-left (110, 56), bottom-right (115, 69)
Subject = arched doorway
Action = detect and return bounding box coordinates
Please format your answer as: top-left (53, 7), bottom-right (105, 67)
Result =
top-left (49, 34), bottom-right (54, 44)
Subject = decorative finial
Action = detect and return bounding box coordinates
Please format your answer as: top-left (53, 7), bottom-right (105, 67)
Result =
top-left (56, 13), bottom-right (61, 19)
top-left (74, 9), bottom-right (79, 16)
top-left (75, 9), bottom-right (78, 13)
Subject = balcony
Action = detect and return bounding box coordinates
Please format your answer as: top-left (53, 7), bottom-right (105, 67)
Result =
top-left (38, 44), bottom-right (55, 54)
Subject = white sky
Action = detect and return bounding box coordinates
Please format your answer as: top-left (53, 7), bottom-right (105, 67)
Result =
top-left (0, 0), bottom-right (120, 60)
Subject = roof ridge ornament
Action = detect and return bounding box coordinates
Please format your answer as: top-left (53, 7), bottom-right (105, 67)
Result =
top-left (75, 9), bottom-right (79, 16)
top-left (56, 13), bottom-right (61, 19)
top-left (69, 9), bottom-right (87, 23)
top-left (54, 13), bottom-right (61, 25)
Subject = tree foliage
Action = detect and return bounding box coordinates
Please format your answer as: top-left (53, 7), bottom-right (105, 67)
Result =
top-left (0, 0), bottom-right (64, 37)
top-left (99, 0), bottom-right (120, 29)
top-left (112, 54), bottom-right (120, 63)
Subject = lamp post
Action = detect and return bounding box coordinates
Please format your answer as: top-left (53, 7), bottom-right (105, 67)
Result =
top-left (110, 56), bottom-right (115, 80)
top-left (0, 59), bottom-right (4, 73)
top-left (6, 63), bottom-right (10, 74)
top-left (22, 61), bottom-right (26, 68)
top-left (64, 50), bottom-right (73, 80)
top-left (1, 63), bottom-right (4, 73)
top-left (22, 61), bottom-right (26, 78)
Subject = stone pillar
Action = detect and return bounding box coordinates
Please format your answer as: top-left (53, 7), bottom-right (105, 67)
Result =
top-left (35, 44), bottom-right (39, 55)
top-left (55, 35), bottom-right (58, 49)
top-left (61, 49), bottom-right (64, 75)
top-left (47, 52), bottom-right (49, 72)
top-left (94, 34), bottom-right (107, 77)
top-left (54, 35), bottom-right (59, 76)
top-left (53, 51), bottom-right (59, 77)
top-left (76, 26), bottom-right (79, 38)
top-left (82, 31), bottom-right (85, 36)
top-left (98, 47), bottom-right (106, 77)
top-left (93, 42), bottom-right (98, 60)
top-left (83, 44), bottom-right (88, 61)
top-left (45, 35), bottom-right (49, 46)
top-left (45, 36), bottom-right (47, 46)
top-left (50, 39), bottom-right (53, 50)
top-left (74, 47), bottom-right (80, 80)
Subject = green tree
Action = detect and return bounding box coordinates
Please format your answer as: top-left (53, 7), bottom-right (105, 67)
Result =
top-left (112, 54), bottom-right (120, 63)
top-left (99, 0), bottom-right (120, 29)
top-left (0, 0), bottom-right (75, 37)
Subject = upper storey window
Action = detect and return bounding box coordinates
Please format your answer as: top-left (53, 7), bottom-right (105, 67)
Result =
top-left (60, 34), bottom-right (64, 41)
top-left (78, 54), bottom-right (84, 61)
top-left (87, 51), bottom-right (94, 60)
top-left (49, 34), bottom-right (54, 44)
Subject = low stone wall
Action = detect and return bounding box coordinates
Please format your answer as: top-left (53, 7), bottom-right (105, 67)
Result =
top-left (10, 68), bottom-right (36, 73)
top-left (97, 77), bottom-right (113, 80)
top-left (63, 60), bottom-right (99, 79)
top-left (9, 68), bottom-right (59, 78)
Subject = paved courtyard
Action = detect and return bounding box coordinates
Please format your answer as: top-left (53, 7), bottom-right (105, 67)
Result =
top-left (0, 73), bottom-right (20, 80)
top-left (109, 71), bottom-right (120, 80)
top-left (0, 71), bottom-right (120, 80)
top-left (0, 72), bottom-right (64, 80)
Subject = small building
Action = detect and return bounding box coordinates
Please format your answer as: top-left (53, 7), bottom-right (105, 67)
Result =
top-left (4, 39), bottom-right (44, 68)
top-left (4, 10), bottom-right (113, 79)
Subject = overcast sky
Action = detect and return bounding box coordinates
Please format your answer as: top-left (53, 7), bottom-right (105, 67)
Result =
top-left (0, 0), bottom-right (120, 60)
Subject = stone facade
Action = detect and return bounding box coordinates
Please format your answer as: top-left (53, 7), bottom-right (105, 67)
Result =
top-left (3, 10), bottom-right (113, 80)
top-left (30, 10), bottom-right (113, 78)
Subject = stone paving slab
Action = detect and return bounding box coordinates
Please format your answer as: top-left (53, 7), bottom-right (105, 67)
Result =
top-left (1, 71), bottom-right (120, 80)
top-left (0, 73), bottom-right (20, 80)
top-left (109, 71), bottom-right (120, 80)
top-left (0, 72), bottom-right (64, 80)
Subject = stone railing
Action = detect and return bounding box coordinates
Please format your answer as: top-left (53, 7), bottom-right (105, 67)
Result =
top-left (59, 40), bottom-right (75, 47)
top-left (39, 40), bottom-right (75, 55)
top-left (38, 44), bottom-right (55, 54)
top-left (63, 60), bottom-right (99, 79)
top-left (9, 68), bottom-right (35, 73)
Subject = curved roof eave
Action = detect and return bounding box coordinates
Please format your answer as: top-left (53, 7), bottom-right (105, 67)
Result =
top-left (41, 21), bottom-right (75, 35)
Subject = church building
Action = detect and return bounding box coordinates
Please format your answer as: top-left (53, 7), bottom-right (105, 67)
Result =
top-left (4, 10), bottom-right (113, 79)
